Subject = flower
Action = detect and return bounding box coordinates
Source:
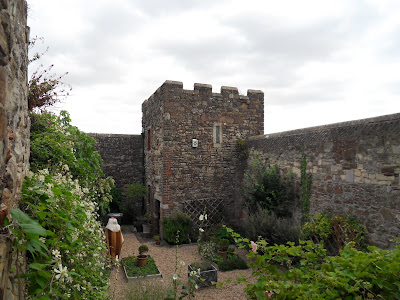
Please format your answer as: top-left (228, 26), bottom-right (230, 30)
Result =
top-left (199, 228), bottom-right (204, 233)
top-left (180, 261), bottom-right (185, 266)
top-left (39, 237), bottom-right (46, 244)
top-left (54, 264), bottom-right (68, 281)
top-left (199, 215), bottom-right (204, 221)
top-left (251, 241), bottom-right (257, 253)
top-left (52, 249), bottom-right (61, 257)
top-left (172, 273), bottom-right (178, 281)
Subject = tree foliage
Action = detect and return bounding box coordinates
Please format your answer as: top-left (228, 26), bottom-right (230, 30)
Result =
top-left (28, 37), bottom-right (72, 111)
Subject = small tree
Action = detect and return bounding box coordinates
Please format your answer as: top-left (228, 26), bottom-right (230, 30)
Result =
top-left (28, 37), bottom-right (72, 111)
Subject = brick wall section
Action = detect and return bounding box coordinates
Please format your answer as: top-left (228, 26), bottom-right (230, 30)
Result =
top-left (0, 0), bottom-right (30, 298)
top-left (246, 113), bottom-right (400, 248)
top-left (142, 80), bottom-right (263, 224)
top-left (88, 133), bottom-right (144, 212)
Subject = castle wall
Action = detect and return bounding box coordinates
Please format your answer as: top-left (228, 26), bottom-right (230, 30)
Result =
top-left (247, 113), bottom-right (400, 248)
top-left (0, 0), bottom-right (30, 297)
top-left (142, 81), bottom-right (263, 225)
top-left (89, 133), bottom-right (144, 214)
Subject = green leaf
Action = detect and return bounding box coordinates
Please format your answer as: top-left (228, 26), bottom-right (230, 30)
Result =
top-left (28, 263), bottom-right (49, 271)
top-left (36, 211), bottom-right (47, 220)
top-left (20, 223), bottom-right (47, 236)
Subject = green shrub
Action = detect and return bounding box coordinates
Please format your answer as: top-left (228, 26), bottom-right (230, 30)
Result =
top-left (302, 212), bottom-right (366, 255)
top-left (29, 111), bottom-right (113, 215)
top-left (218, 255), bottom-right (248, 272)
top-left (138, 244), bottom-right (149, 255)
top-left (242, 207), bottom-right (300, 245)
top-left (198, 241), bottom-right (219, 262)
top-left (225, 227), bottom-right (400, 300)
top-left (120, 182), bottom-right (146, 224)
top-left (218, 239), bottom-right (230, 251)
top-left (10, 110), bottom-right (114, 299)
top-left (243, 156), bottom-right (296, 217)
top-left (109, 186), bottom-right (122, 211)
top-left (162, 212), bottom-right (193, 244)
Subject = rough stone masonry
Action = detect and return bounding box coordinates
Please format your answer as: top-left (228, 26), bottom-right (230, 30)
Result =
top-left (0, 0), bottom-right (30, 298)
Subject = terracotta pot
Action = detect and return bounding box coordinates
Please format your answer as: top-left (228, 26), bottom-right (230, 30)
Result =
top-left (137, 255), bottom-right (148, 267)
top-left (155, 241), bottom-right (160, 245)
top-left (218, 250), bottom-right (228, 260)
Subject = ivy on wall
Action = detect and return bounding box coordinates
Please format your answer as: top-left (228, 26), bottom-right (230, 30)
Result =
top-left (300, 153), bottom-right (312, 224)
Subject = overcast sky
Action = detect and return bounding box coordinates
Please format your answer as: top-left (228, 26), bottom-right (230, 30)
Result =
top-left (27, 0), bottom-right (400, 135)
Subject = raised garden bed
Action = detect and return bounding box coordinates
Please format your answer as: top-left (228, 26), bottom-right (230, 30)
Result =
top-left (188, 262), bottom-right (217, 288)
top-left (122, 255), bottom-right (162, 282)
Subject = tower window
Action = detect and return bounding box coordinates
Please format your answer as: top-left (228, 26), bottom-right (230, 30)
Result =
top-left (213, 123), bottom-right (222, 147)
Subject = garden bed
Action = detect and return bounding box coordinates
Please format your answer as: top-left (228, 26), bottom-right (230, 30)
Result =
top-left (121, 255), bottom-right (162, 282)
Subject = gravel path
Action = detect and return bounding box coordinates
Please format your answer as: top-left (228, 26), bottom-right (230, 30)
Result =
top-left (108, 227), bottom-right (254, 299)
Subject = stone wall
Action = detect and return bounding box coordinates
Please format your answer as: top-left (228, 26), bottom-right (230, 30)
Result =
top-left (142, 80), bottom-right (263, 229)
top-left (246, 113), bottom-right (400, 248)
top-left (89, 133), bottom-right (144, 215)
top-left (0, 0), bottom-right (30, 298)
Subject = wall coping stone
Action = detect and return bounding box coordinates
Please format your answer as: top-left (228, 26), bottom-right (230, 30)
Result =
top-left (248, 112), bottom-right (400, 141)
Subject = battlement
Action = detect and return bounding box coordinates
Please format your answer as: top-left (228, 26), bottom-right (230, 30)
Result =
top-left (143, 80), bottom-right (263, 107)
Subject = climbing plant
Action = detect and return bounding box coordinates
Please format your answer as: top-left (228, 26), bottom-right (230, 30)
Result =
top-left (242, 155), bottom-right (296, 218)
top-left (300, 153), bottom-right (312, 224)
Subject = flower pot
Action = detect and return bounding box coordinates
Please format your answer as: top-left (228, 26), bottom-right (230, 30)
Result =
top-left (155, 240), bottom-right (160, 246)
top-left (142, 223), bottom-right (151, 234)
top-left (137, 255), bottom-right (148, 267)
top-left (218, 250), bottom-right (228, 260)
top-left (188, 263), bottom-right (217, 288)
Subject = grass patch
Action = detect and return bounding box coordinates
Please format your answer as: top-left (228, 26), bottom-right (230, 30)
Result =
top-left (122, 256), bottom-right (160, 277)
top-left (124, 281), bottom-right (168, 300)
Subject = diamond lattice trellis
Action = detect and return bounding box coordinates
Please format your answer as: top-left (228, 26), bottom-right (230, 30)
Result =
top-left (182, 198), bottom-right (228, 230)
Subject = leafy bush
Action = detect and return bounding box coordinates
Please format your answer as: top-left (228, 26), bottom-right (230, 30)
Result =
top-left (109, 186), bottom-right (122, 212)
top-left (242, 207), bottom-right (300, 245)
top-left (198, 241), bottom-right (220, 262)
top-left (162, 212), bottom-right (193, 244)
top-left (14, 170), bottom-right (110, 299)
top-left (243, 156), bottom-right (296, 217)
top-left (121, 182), bottom-right (146, 224)
top-left (218, 255), bottom-right (248, 272)
top-left (10, 110), bottom-right (114, 299)
top-left (218, 239), bottom-right (230, 251)
top-left (226, 227), bottom-right (400, 300)
top-left (29, 111), bottom-right (113, 215)
top-left (302, 212), bottom-right (366, 255)
top-left (138, 244), bottom-right (149, 255)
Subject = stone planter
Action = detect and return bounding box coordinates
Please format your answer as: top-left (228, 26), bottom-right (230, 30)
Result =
top-left (122, 256), bottom-right (162, 282)
top-left (142, 223), bottom-right (151, 234)
top-left (188, 263), bottom-right (217, 288)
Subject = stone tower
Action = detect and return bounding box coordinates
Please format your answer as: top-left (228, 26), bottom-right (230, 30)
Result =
top-left (142, 80), bottom-right (263, 232)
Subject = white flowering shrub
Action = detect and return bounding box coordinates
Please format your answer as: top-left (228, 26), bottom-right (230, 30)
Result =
top-left (10, 110), bottom-right (114, 299)
top-left (30, 111), bottom-right (114, 215)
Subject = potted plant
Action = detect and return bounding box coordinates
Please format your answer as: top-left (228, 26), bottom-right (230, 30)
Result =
top-left (217, 239), bottom-right (230, 259)
top-left (137, 244), bottom-right (149, 267)
top-left (188, 260), bottom-right (217, 288)
top-left (142, 212), bottom-right (152, 234)
top-left (153, 235), bottom-right (161, 245)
